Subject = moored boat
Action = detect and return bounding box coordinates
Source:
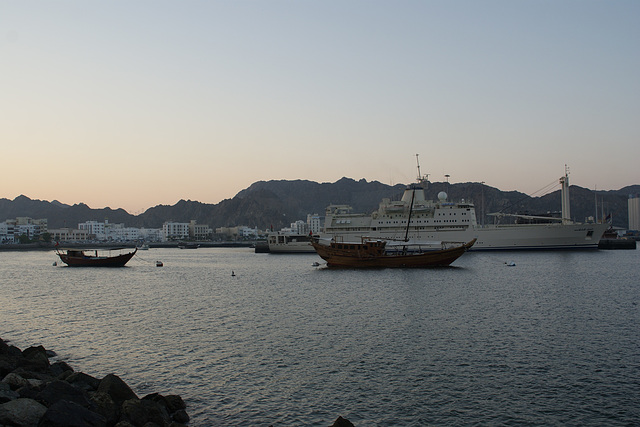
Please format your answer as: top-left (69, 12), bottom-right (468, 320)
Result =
top-left (267, 231), bottom-right (316, 253)
top-left (178, 242), bottom-right (199, 249)
top-left (56, 247), bottom-right (137, 267)
top-left (311, 237), bottom-right (476, 268)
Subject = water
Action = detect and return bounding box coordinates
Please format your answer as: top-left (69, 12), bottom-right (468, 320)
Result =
top-left (1, 247), bottom-right (639, 426)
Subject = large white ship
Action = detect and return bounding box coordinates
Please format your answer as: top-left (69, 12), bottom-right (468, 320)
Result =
top-left (321, 168), bottom-right (609, 251)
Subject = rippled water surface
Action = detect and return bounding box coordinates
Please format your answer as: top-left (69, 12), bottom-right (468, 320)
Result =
top-left (2, 247), bottom-right (639, 425)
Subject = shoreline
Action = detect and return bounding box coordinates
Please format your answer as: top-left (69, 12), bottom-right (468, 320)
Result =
top-left (0, 242), bottom-right (257, 251)
top-left (0, 337), bottom-right (189, 426)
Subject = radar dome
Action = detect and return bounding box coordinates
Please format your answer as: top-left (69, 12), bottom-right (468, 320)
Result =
top-left (438, 191), bottom-right (448, 201)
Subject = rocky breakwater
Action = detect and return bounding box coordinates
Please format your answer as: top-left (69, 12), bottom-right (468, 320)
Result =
top-left (0, 338), bottom-right (189, 426)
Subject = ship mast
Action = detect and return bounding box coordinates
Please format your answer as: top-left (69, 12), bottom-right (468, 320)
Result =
top-left (560, 165), bottom-right (571, 224)
top-left (415, 154), bottom-right (429, 185)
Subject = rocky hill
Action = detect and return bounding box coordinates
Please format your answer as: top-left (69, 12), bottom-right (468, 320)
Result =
top-left (2, 180), bottom-right (638, 231)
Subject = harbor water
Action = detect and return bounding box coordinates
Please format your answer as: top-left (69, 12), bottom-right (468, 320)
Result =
top-left (1, 247), bottom-right (639, 425)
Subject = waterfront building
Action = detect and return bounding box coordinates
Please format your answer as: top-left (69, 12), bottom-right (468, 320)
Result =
top-left (48, 227), bottom-right (91, 242)
top-left (163, 221), bottom-right (190, 241)
top-left (139, 228), bottom-right (163, 242)
top-left (0, 222), bottom-right (15, 243)
top-left (78, 220), bottom-right (106, 239)
top-left (189, 220), bottom-right (212, 240)
top-left (283, 220), bottom-right (309, 235)
top-left (307, 214), bottom-right (323, 233)
top-left (0, 217), bottom-right (48, 242)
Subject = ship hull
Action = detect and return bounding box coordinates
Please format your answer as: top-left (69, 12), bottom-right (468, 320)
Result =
top-left (472, 222), bottom-right (609, 250)
top-left (267, 232), bottom-right (316, 253)
top-left (57, 249), bottom-right (137, 267)
top-left (312, 239), bottom-right (475, 268)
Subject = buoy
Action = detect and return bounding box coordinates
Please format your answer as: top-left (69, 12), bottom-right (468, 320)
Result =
top-left (52, 261), bottom-right (57, 266)
top-left (231, 271), bottom-right (236, 277)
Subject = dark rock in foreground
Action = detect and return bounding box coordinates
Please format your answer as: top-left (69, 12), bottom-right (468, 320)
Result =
top-left (0, 337), bottom-right (189, 426)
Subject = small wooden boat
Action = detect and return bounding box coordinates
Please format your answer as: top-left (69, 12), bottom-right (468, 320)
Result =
top-left (311, 238), bottom-right (476, 268)
top-left (55, 247), bottom-right (137, 267)
top-left (178, 242), bottom-right (199, 249)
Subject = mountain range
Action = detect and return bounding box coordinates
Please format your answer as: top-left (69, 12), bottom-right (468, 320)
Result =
top-left (2, 178), bottom-right (639, 231)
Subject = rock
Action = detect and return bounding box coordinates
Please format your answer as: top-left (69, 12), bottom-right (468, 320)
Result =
top-left (0, 397), bottom-right (48, 426)
top-left (67, 371), bottom-right (101, 391)
top-left (2, 372), bottom-right (30, 390)
top-left (142, 393), bottom-right (189, 425)
top-left (39, 399), bottom-right (107, 427)
top-left (98, 374), bottom-right (138, 404)
top-left (7, 345), bottom-right (23, 358)
top-left (0, 339), bottom-right (9, 355)
top-left (50, 360), bottom-right (74, 377)
top-left (171, 408), bottom-right (190, 424)
top-left (22, 345), bottom-right (50, 369)
top-left (88, 391), bottom-right (120, 426)
top-left (164, 395), bottom-right (187, 412)
top-left (331, 416), bottom-right (355, 427)
top-left (0, 339), bottom-right (188, 426)
top-left (37, 380), bottom-right (94, 408)
top-left (0, 381), bottom-right (19, 403)
top-left (120, 398), bottom-right (170, 427)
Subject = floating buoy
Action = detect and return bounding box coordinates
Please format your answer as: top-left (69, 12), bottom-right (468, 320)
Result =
top-left (52, 261), bottom-right (57, 266)
top-left (156, 261), bottom-right (163, 267)
top-left (231, 271), bottom-right (236, 277)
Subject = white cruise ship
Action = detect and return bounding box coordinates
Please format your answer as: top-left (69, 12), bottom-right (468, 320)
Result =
top-left (321, 170), bottom-right (609, 251)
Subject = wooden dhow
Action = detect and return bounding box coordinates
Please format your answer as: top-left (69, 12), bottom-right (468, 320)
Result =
top-left (311, 237), bottom-right (476, 268)
top-left (56, 247), bottom-right (137, 267)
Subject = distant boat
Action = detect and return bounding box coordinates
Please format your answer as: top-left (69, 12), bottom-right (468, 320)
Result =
top-left (178, 242), bottom-right (199, 249)
top-left (156, 260), bottom-right (163, 267)
top-left (311, 237), bottom-right (475, 268)
top-left (55, 247), bottom-right (137, 267)
top-left (137, 243), bottom-right (150, 250)
top-left (266, 232), bottom-right (316, 253)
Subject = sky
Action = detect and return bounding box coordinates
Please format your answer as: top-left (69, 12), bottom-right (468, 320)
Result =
top-left (2, 1), bottom-right (639, 214)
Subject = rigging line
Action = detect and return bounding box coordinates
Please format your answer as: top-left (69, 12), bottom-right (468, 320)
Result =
top-left (496, 179), bottom-right (561, 214)
top-left (133, 253), bottom-right (157, 265)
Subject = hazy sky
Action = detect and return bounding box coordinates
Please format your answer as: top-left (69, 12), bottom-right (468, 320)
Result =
top-left (2, 1), bottom-right (639, 214)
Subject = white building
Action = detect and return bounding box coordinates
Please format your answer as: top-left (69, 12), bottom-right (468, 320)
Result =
top-left (629, 194), bottom-right (640, 231)
top-left (189, 220), bottom-right (212, 240)
top-left (78, 221), bottom-right (106, 239)
top-left (163, 222), bottom-right (190, 241)
top-left (238, 226), bottom-right (258, 238)
top-left (307, 213), bottom-right (322, 233)
top-left (1, 217), bottom-right (47, 242)
top-left (0, 222), bottom-right (15, 243)
top-left (139, 228), bottom-right (163, 242)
